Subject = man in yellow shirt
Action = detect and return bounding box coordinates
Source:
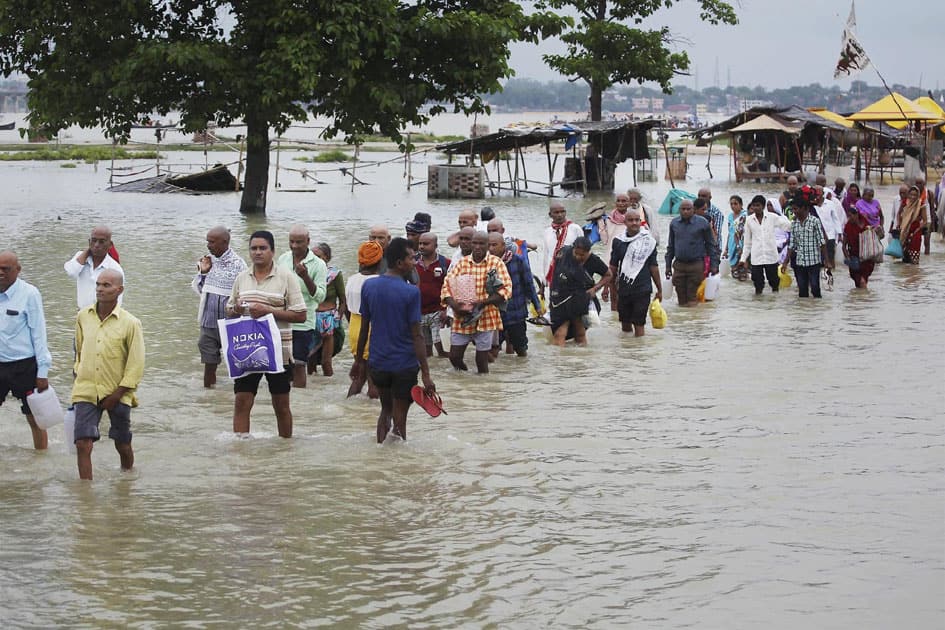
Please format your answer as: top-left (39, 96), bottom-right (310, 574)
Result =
top-left (72, 269), bottom-right (145, 480)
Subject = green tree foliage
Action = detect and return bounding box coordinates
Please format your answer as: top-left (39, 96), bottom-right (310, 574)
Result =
top-left (0, 0), bottom-right (564, 213)
top-left (537, 0), bottom-right (737, 120)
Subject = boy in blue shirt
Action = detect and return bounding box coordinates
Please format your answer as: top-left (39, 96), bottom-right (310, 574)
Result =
top-left (352, 238), bottom-right (436, 443)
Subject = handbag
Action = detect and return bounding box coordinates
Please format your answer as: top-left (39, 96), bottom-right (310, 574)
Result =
top-left (218, 313), bottom-right (284, 378)
top-left (858, 229), bottom-right (883, 262)
top-left (884, 237), bottom-right (903, 258)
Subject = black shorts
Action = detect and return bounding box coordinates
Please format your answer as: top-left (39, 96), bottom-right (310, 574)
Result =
top-left (617, 292), bottom-right (650, 326)
top-left (369, 366), bottom-right (419, 401)
top-left (499, 320), bottom-right (528, 352)
top-left (0, 357), bottom-right (37, 415)
top-left (233, 369), bottom-right (292, 395)
top-left (291, 329), bottom-right (317, 364)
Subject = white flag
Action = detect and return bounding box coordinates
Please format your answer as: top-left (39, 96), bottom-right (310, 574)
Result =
top-left (834, 1), bottom-right (870, 79)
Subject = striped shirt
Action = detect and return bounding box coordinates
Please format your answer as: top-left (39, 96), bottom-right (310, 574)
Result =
top-left (441, 254), bottom-right (513, 334)
top-left (227, 264), bottom-right (306, 365)
top-left (789, 215), bottom-right (825, 267)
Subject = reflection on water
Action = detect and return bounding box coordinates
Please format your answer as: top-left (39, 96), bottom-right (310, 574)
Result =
top-left (1, 151), bottom-right (943, 627)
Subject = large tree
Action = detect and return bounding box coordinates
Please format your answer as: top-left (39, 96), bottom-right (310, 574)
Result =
top-left (0, 0), bottom-right (564, 213)
top-left (537, 0), bottom-right (737, 121)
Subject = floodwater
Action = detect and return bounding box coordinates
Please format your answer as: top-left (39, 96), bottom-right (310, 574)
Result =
top-left (1, 130), bottom-right (943, 628)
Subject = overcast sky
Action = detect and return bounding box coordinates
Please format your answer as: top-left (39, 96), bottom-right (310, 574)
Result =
top-left (508, 0), bottom-right (944, 91)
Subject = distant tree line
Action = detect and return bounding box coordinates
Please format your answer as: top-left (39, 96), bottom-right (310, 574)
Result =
top-left (486, 78), bottom-right (940, 113)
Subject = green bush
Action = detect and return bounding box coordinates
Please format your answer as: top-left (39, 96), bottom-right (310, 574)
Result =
top-left (0, 147), bottom-right (161, 161)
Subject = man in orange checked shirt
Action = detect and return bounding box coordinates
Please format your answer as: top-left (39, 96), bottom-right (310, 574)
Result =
top-left (441, 231), bottom-right (512, 374)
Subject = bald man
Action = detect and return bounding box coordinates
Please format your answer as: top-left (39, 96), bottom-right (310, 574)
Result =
top-left (64, 225), bottom-right (124, 309)
top-left (277, 225), bottom-right (327, 386)
top-left (446, 209), bottom-right (479, 248)
top-left (193, 226), bottom-right (246, 387)
top-left (541, 202), bottom-right (584, 288)
top-left (72, 269), bottom-right (145, 480)
top-left (0, 250), bottom-right (52, 450)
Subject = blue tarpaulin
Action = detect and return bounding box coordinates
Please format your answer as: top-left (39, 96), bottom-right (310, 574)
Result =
top-left (657, 188), bottom-right (696, 215)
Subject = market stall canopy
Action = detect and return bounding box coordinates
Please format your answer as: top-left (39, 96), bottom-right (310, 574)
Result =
top-left (807, 107), bottom-right (855, 129)
top-left (728, 114), bottom-right (803, 135)
top-left (886, 96), bottom-right (945, 130)
top-left (847, 92), bottom-right (945, 123)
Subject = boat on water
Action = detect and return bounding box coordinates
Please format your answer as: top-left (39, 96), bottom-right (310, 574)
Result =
top-left (0, 120), bottom-right (15, 131)
top-left (131, 119), bottom-right (177, 129)
top-left (108, 164), bottom-right (238, 194)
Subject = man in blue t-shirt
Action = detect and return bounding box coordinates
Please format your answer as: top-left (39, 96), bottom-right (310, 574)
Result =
top-left (352, 238), bottom-right (436, 443)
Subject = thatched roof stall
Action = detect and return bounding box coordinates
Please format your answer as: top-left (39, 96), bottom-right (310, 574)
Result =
top-left (436, 119), bottom-right (662, 196)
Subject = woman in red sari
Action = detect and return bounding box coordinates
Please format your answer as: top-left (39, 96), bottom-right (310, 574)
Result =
top-left (897, 186), bottom-right (926, 265)
top-left (842, 207), bottom-right (875, 288)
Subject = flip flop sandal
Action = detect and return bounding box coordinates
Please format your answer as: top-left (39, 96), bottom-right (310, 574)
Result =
top-left (526, 315), bottom-right (552, 326)
top-left (411, 386), bottom-right (447, 418)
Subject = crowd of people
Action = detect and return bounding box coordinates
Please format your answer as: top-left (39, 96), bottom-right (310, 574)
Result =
top-left (1, 172), bottom-right (942, 478)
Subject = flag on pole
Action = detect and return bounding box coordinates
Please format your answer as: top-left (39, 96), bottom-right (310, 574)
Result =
top-left (834, 2), bottom-right (870, 79)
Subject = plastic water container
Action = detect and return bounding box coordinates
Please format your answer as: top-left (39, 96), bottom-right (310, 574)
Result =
top-left (63, 407), bottom-right (77, 454)
top-left (26, 385), bottom-right (64, 429)
top-left (703, 274), bottom-right (721, 301)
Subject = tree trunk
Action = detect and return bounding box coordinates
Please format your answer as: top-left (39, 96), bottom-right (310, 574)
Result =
top-left (239, 116), bottom-right (270, 214)
top-left (589, 83), bottom-right (602, 121)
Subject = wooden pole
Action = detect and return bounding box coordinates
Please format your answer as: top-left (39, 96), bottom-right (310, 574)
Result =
top-left (274, 135), bottom-right (281, 189)
top-left (350, 143), bottom-right (360, 193)
top-left (545, 141), bottom-right (554, 196)
top-left (513, 141), bottom-right (520, 196)
top-left (109, 138), bottom-right (116, 187)
top-left (631, 129), bottom-right (637, 186)
top-left (661, 135), bottom-right (675, 188)
top-left (519, 147), bottom-right (529, 189)
top-left (405, 132), bottom-right (412, 191)
top-left (578, 136), bottom-right (588, 194)
top-left (236, 135), bottom-right (244, 192)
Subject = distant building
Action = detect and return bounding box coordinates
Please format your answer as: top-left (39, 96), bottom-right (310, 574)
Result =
top-left (651, 98), bottom-right (664, 112)
top-left (741, 99), bottom-right (773, 111)
top-left (631, 97), bottom-right (650, 111)
top-left (666, 104), bottom-right (691, 114)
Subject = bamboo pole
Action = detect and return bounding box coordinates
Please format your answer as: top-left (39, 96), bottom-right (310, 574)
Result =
top-left (109, 138), bottom-right (116, 187)
top-left (519, 147), bottom-right (529, 189)
top-left (513, 141), bottom-right (520, 196)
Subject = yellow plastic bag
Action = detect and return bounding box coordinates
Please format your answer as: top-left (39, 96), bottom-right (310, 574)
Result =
top-left (649, 298), bottom-right (667, 329)
top-left (696, 278), bottom-right (707, 302)
top-left (778, 266), bottom-right (793, 288)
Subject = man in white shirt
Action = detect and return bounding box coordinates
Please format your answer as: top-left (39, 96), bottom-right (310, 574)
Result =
top-left (737, 194), bottom-right (792, 294)
top-left (540, 202), bottom-right (584, 288)
top-left (815, 186), bottom-right (842, 267)
top-left (63, 226), bottom-right (124, 309)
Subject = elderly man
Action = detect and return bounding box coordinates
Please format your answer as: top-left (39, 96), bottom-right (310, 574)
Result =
top-left (488, 232), bottom-right (541, 356)
top-left (277, 225), bottom-right (327, 387)
top-left (415, 232), bottom-right (450, 358)
top-left (441, 231), bottom-right (512, 374)
top-left (0, 250), bottom-right (53, 450)
top-left (64, 225), bottom-right (124, 309)
top-left (665, 199), bottom-right (718, 306)
top-left (446, 209), bottom-right (479, 249)
top-left (609, 209), bottom-right (662, 337)
top-left (227, 231), bottom-right (307, 438)
top-left (779, 175), bottom-right (801, 210)
top-left (72, 270), bottom-right (145, 480)
top-left (813, 186), bottom-right (842, 276)
top-left (486, 218), bottom-right (537, 258)
top-left (540, 202), bottom-right (584, 288)
top-left (192, 226), bottom-right (246, 388)
top-left (833, 177), bottom-right (846, 199)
